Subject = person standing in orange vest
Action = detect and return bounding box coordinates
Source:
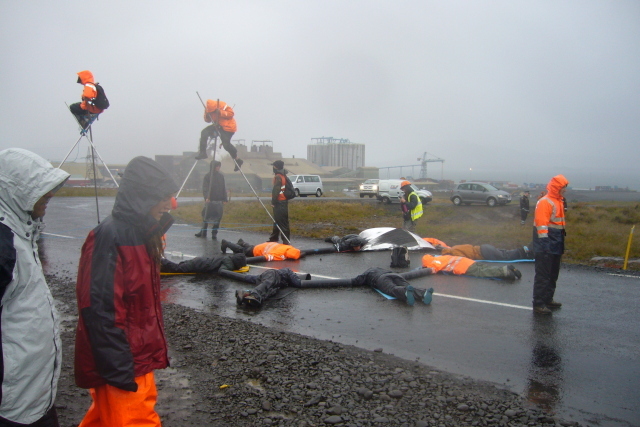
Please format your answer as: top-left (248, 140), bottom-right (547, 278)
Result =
top-left (196, 99), bottom-right (243, 171)
top-left (532, 175), bottom-right (568, 314)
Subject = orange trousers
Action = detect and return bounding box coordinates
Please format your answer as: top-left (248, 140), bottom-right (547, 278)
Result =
top-left (78, 372), bottom-right (161, 427)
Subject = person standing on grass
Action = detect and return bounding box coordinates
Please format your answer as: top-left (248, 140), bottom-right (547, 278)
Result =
top-left (520, 190), bottom-right (530, 225)
top-left (195, 160), bottom-right (227, 239)
top-left (0, 148), bottom-right (69, 427)
top-left (74, 156), bottom-right (179, 426)
top-left (268, 160), bottom-right (291, 243)
top-left (532, 175), bottom-right (568, 315)
top-left (399, 180), bottom-right (423, 232)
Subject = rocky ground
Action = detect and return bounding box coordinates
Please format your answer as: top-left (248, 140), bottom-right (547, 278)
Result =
top-left (48, 272), bottom-right (583, 427)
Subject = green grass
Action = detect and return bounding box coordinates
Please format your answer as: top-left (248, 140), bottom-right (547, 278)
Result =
top-left (172, 198), bottom-right (639, 269)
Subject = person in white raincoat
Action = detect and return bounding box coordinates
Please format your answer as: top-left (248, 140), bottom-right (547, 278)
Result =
top-left (0, 148), bottom-right (69, 426)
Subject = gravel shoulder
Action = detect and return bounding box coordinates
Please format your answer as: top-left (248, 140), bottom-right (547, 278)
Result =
top-left (49, 273), bottom-right (581, 427)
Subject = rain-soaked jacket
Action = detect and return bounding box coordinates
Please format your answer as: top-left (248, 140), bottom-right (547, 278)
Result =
top-left (532, 175), bottom-right (568, 255)
top-left (421, 254), bottom-right (475, 275)
top-left (204, 99), bottom-right (237, 133)
top-left (0, 148), bottom-right (69, 424)
top-left (77, 70), bottom-right (104, 114)
top-left (252, 242), bottom-right (301, 261)
top-left (75, 157), bottom-right (178, 392)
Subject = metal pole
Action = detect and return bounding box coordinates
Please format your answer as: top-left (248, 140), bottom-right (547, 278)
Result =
top-left (195, 92), bottom-right (289, 243)
top-left (89, 127), bottom-right (100, 223)
top-left (623, 225), bottom-right (635, 270)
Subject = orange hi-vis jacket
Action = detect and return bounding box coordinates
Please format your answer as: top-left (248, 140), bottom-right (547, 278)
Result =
top-left (77, 70), bottom-right (103, 114)
top-left (533, 174), bottom-right (568, 255)
top-left (421, 254), bottom-right (475, 275)
top-left (252, 242), bottom-right (301, 261)
top-left (204, 99), bottom-right (237, 133)
top-left (274, 173), bottom-right (287, 201)
top-left (423, 237), bottom-right (449, 248)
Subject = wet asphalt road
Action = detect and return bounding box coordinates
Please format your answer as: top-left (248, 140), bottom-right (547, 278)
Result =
top-left (41, 197), bottom-right (640, 427)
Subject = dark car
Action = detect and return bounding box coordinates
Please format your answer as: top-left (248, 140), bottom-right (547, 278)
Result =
top-left (450, 182), bottom-right (512, 207)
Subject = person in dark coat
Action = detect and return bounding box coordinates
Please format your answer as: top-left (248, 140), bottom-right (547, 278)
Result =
top-left (520, 191), bottom-right (530, 225)
top-left (161, 253), bottom-right (246, 274)
top-left (268, 160), bottom-right (291, 244)
top-left (195, 160), bottom-right (227, 239)
top-left (236, 268), bottom-right (302, 308)
top-left (351, 267), bottom-right (434, 306)
top-left (75, 156), bottom-right (179, 425)
top-left (324, 234), bottom-right (368, 252)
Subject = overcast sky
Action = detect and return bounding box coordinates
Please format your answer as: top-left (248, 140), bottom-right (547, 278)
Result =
top-left (1, 1), bottom-right (638, 188)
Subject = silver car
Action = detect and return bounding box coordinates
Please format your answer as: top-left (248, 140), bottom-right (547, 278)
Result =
top-left (450, 182), bottom-right (512, 207)
top-left (359, 179), bottom-right (379, 198)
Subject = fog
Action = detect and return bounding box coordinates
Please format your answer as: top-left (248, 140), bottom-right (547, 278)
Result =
top-left (1, 1), bottom-right (639, 189)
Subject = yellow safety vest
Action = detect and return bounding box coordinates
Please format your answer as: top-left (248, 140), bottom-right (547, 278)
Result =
top-left (408, 191), bottom-right (423, 221)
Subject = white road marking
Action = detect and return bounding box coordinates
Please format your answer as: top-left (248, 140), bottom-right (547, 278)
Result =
top-left (607, 273), bottom-right (640, 279)
top-left (42, 232), bottom-right (75, 239)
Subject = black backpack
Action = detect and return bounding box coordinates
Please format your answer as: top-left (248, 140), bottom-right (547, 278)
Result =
top-left (281, 174), bottom-right (296, 200)
top-left (92, 83), bottom-right (110, 110)
top-left (390, 245), bottom-right (410, 268)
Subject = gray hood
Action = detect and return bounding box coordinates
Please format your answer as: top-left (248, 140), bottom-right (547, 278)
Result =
top-left (0, 148), bottom-right (69, 240)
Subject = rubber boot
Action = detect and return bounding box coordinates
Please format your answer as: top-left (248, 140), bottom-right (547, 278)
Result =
top-left (195, 223), bottom-right (207, 238)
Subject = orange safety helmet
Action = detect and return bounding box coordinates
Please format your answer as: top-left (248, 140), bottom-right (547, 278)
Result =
top-left (401, 180), bottom-right (411, 189)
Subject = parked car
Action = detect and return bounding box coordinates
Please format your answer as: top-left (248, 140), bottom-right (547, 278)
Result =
top-left (289, 174), bottom-right (323, 197)
top-left (450, 182), bottom-right (512, 207)
top-left (376, 179), bottom-right (432, 204)
top-left (359, 179), bottom-right (379, 198)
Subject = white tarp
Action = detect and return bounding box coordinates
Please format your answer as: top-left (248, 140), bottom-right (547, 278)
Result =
top-left (358, 227), bottom-right (435, 251)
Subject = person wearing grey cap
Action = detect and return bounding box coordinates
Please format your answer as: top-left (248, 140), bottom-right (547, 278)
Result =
top-left (268, 160), bottom-right (291, 243)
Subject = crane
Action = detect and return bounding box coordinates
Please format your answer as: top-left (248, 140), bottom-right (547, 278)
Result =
top-left (418, 152), bottom-right (444, 180)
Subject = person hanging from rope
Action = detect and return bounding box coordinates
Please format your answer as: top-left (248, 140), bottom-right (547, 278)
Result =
top-left (421, 254), bottom-right (522, 281)
top-left (195, 160), bottom-right (227, 239)
top-left (196, 99), bottom-right (243, 171)
top-left (69, 70), bottom-right (108, 130)
top-left (220, 239), bottom-right (302, 261)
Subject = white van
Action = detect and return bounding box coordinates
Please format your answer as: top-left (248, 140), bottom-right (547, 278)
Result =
top-left (289, 175), bottom-right (323, 197)
top-left (376, 179), bottom-right (432, 204)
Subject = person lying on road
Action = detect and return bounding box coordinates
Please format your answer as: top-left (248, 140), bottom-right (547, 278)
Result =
top-left (422, 254), bottom-right (522, 281)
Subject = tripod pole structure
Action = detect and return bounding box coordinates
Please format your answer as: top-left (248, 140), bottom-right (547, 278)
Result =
top-left (58, 134), bottom-right (84, 169)
top-left (195, 92), bottom-right (288, 243)
top-left (88, 127), bottom-right (100, 224)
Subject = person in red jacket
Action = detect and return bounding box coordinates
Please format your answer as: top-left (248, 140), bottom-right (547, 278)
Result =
top-left (421, 254), bottom-right (522, 280)
top-left (69, 70), bottom-right (104, 129)
top-left (532, 175), bottom-right (568, 314)
top-left (74, 157), bottom-right (179, 426)
top-left (196, 99), bottom-right (243, 171)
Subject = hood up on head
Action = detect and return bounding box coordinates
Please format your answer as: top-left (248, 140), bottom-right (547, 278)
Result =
top-left (285, 246), bottom-right (301, 259)
top-left (546, 175), bottom-right (569, 199)
top-left (77, 70), bottom-right (95, 84)
top-left (0, 148), bottom-right (69, 224)
top-left (112, 157), bottom-right (178, 228)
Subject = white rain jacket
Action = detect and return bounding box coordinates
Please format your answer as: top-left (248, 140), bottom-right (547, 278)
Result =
top-left (0, 148), bottom-right (69, 423)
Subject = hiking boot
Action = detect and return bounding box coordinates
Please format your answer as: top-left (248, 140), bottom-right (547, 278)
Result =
top-left (220, 239), bottom-right (228, 253)
top-left (211, 234), bottom-right (217, 240)
top-left (533, 305), bottom-right (552, 315)
top-left (233, 158), bottom-right (243, 171)
top-left (237, 238), bottom-right (245, 246)
top-left (242, 293), bottom-right (261, 308)
top-left (195, 151), bottom-right (208, 160)
top-left (195, 230), bottom-right (207, 238)
top-left (405, 285), bottom-right (415, 306)
top-left (547, 300), bottom-right (562, 308)
top-left (423, 287), bottom-right (434, 305)
top-left (235, 289), bottom-right (244, 305)
top-left (508, 265), bottom-right (522, 280)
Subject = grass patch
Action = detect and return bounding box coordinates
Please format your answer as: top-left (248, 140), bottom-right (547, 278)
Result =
top-left (172, 199), bottom-right (639, 269)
